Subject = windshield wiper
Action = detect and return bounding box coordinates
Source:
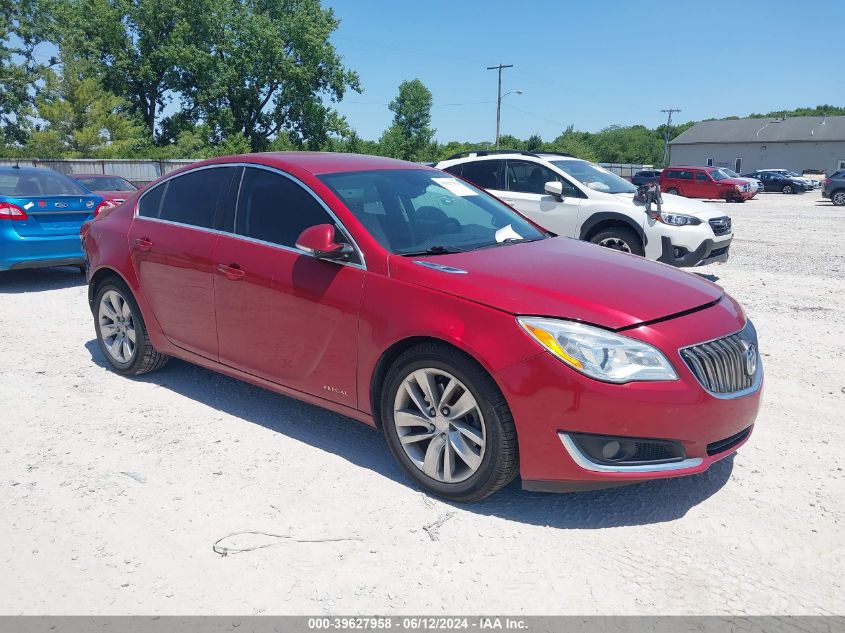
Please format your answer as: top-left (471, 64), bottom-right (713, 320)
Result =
top-left (398, 245), bottom-right (469, 256)
top-left (476, 237), bottom-right (543, 250)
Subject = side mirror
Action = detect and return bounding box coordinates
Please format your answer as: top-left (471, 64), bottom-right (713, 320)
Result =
top-left (544, 181), bottom-right (564, 201)
top-left (295, 224), bottom-right (354, 261)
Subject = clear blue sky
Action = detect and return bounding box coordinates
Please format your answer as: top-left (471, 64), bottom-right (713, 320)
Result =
top-left (327, 0), bottom-right (845, 143)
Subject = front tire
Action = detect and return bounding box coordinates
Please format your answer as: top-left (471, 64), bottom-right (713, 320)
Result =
top-left (782, 184), bottom-right (794, 194)
top-left (381, 343), bottom-right (518, 503)
top-left (832, 190), bottom-right (845, 206)
top-left (590, 226), bottom-right (644, 256)
top-left (94, 279), bottom-right (169, 376)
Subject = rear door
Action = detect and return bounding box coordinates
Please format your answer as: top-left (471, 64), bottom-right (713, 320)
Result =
top-left (128, 166), bottom-right (237, 360)
top-left (502, 159), bottom-right (581, 236)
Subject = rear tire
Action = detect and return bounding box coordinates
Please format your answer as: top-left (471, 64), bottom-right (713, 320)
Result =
top-left (832, 190), bottom-right (845, 206)
top-left (589, 226), bottom-right (644, 256)
top-left (666, 187), bottom-right (680, 196)
top-left (381, 343), bottom-right (518, 503)
top-left (93, 278), bottom-right (169, 376)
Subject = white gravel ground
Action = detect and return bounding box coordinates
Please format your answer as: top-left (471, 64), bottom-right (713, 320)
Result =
top-left (1, 191), bottom-right (843, 615)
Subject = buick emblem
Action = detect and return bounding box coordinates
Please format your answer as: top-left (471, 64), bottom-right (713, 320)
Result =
top-left (743, 343), bottom-right (757, 376)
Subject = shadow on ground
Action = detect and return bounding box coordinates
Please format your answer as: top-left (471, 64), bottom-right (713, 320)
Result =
top-left (694, 272), bottom-right (720, 282)
top-left (85, 340), bottom-right (735, 529)
top-left (0, 266), bottom-right (86, 293)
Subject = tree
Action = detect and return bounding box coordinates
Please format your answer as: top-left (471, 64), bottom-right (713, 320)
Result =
top-left (0, 0), bottom-right (53, 145)
top-left (27, 64), bottom-right (147, 157)
top-left (178, 0), bottom-right (360, 151)
top-left (57, 0), bottom-right (199, 137)
top-left (379, 79), bottom-right (434, 161)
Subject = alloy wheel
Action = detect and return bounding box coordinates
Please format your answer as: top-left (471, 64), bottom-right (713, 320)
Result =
top-left (597, 237), bottom-right (632, 253)
top-left (393, 368), bottom-right (486, 484)
top-left (98, 289), bottom-right (137, 364)
top-left (783, 185), bottom-right (793, 194)
top-left (833, 192), bottom-right (845, 206)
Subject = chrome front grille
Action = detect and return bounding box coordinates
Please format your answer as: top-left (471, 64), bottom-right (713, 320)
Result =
top-left (709, 216), bottom-right (732, 235)
top-left (681, 323), bottom-right (759, 395)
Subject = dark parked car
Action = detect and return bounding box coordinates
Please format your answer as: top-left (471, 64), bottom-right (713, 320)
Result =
top-left (631, 169), bottom-right (662, 186)
top-left (822, 171), bottom-right (845, 206)
top-left (743, 171), bottom-right (809, 194)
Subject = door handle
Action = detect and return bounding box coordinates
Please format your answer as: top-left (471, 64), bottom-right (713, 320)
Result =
top-left (217, 263), bottom-right (245, 281)
top-left (134, 237), bottom-right (153, 252)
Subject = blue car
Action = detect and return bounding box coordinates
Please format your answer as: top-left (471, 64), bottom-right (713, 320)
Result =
top-left (0, 167), bottom-right (104, 272)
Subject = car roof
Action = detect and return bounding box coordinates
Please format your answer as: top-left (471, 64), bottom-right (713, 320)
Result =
top-left (0, 166), bottom-right (62, 175)
top-left (195, 152), bottom-right (425, 175)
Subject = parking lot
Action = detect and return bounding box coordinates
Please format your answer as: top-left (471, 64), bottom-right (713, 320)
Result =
top-left (0, 190), bottom-right (842, 615)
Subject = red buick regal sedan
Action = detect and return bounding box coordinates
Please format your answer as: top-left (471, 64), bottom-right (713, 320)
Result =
top-left (80, 153), bottom-right (763, 502)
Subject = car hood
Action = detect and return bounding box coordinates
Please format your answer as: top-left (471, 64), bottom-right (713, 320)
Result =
top-left (600, 191), bottom-right (727, 220)
top-left (389, 237), bottom-right (723, 330)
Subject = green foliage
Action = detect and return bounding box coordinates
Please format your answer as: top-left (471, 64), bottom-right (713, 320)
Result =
top-left (176, 0), bottom-right (360, 151)
top-left (26, 65), bottom-right (148, 158)
top-left (0, 0), bottom-right (54, 145)
top-left (380, 79), bottom-right (435, 161)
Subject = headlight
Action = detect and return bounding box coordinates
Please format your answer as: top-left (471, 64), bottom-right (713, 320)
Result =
top-left (658, 212), bottom-right (701, 226)
top-left (518, 317), bottom-right (678, 383)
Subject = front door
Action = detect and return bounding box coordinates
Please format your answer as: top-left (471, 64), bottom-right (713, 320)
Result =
top-left (500, 159), bottom-right (581, 237)
top-left (212, 166), bottom-right (365, 407)
top-left (693, 171), bottom-right (712, 198)
top-left (128, 166), bottom-right (237, 359)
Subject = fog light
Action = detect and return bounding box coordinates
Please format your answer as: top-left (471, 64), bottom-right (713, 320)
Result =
top-left (601, 440), bottom-right (621, 460)
top-left (568, 432), bottom-right (685, 466)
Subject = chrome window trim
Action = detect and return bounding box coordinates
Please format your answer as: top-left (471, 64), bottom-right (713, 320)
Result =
top-left (133, 162), bottom-right (366, 270)
top-left (559, 433), bottom-right (704, 473)
top-left (678, 322), bottom-right (763, 400)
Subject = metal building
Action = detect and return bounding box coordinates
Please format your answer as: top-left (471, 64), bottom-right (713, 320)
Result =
top-left (669, 116), bottom-right (845, 175)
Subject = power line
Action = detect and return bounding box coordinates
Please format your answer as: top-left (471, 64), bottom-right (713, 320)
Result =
top-left (503, 103), bottom-right (567, 128)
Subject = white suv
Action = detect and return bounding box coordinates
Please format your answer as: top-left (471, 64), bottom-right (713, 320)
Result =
top-left (436, 151), bottom-right (733, 267)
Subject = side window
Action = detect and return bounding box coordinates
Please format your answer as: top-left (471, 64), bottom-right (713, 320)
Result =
top-left (695, 172), bottom-right (710, 181)
top-left (664, 170), bottom-right (679, 179)
top-left (236, 167), bottom-right (335, 249)
top-left (138, 183), bottom-right (165, 218)
top-left (158, 167), bottom-right (234, 229)
top-left (506, 160), bottom-right (565, 195)
top-left (678, 170), bottom-right (693, 180)
top-left (442, 164), bottom-right (462, 177)
top-left (458, 160), bottom-right (503, 190)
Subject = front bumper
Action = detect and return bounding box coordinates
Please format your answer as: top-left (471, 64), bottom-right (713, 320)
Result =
top-left (658, 235), bottom-right (731, 267)
top-left (496, 301), bottom-right (762, 491)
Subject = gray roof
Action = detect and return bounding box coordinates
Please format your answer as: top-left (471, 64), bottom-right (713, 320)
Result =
top-left (670, 116), bottom-right (845, 145)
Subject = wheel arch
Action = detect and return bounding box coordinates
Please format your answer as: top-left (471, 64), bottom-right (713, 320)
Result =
top-left (369, 335), bottom-right (496, 430)
top-left (88, 266), bottom-right (132, 312)
top-left (579, 212), bottom-right (647, 247)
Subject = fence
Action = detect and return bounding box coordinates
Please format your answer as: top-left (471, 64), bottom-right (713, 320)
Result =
top-left (0, 158), bottom-right (198, 187)
top-left (0, 157), bottom-right (651, 184)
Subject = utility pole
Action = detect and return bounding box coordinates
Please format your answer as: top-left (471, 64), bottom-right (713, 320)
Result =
top-left (487, 64), bottom-right (513, 148)
top-left (660, 108), bottom-right (681, 166)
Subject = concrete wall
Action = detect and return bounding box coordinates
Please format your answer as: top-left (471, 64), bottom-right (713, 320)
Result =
top-left (669, 141), bottom-right (845, 175)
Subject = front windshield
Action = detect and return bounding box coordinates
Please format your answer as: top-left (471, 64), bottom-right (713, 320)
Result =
top-left (550, 160), bottom-right (636, 194)
top-left (319, 169), bottom-right (546, 255)
top-left (720, 168), bottom-right (739, 178)
top-left (711, 169), bottom-right (729, 181)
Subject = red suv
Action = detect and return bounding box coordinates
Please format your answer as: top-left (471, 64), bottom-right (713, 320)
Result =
top-left (81, 153), bottom-right (762, 502)
top-left (660, 166), bottom-right (753, 202)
